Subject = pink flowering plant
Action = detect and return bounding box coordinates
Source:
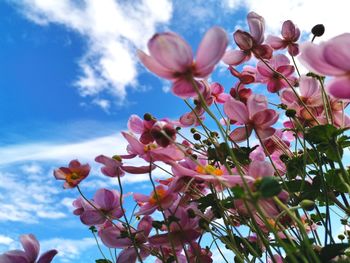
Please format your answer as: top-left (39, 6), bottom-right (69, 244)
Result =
top-left (5, 11), bottom-right (350, 263)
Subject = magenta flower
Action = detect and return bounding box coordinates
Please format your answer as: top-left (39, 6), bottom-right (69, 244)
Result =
top-left (138, 27), bottom-right (228, 98)
top-left (224, 94), bottom-right (279, 142)
top-left (128, 114), bottom-right (156, 145)
top-left (256, 54), bottom-right (297, 93)
top-left (53, 159), bottom-right (90, 189)
top-left (134, 185), bottom-right (178, 216)
top-left (99, 216), bottom-right (153, 262)
top-left (95, 154), bottom-right (155, 178)
top-left (299, 33), bottom-right (350, 100)
top-left (0, 234), bottom-right (57, 263)
top-left (266, 20), bottom-right (300, 56)
top-left (148, 206), bottom-right (201, 248)
top-left (122, 132), bottom-right (184, 163)
top-left (76, 188), bottom-right (124, 226)
top-left (223, 12), bottom-right (273, 66)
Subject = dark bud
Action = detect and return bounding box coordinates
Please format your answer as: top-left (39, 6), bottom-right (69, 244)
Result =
top-left (285, 109), bottom-right (297, 118)
top-left (279, 154), bottom-right (289, 163)
top-left (190, 128), bottom-right (197, 133)
top-left (311, 24), bottom-right (325, 37)
top-left (187, 208), bottom-right (196, 218)
top-left (175, 126), bottom-right (181, 131)
top-left (191, 154), bottom-right (198, 160)
top-left (210, 131), bottom-right (219, 137)
top-left (198, 218), bottom-right (209, 230)
top-left (193, 133), bottom-right (201, 140)
top-left (143, 113), bottom-right (153, 121)
top-left (152, 220), bottom-right (163, 229)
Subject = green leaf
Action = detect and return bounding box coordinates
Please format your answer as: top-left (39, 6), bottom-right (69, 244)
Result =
top-left (95, 260), bottom-right (112, 263)
top-left (284, 180), bottom-right (312, 193)
top-left (325, 169), bottom-right (349, 193)
top-left (257, 177), bottom-right (282, 198)
top-left (231, 185), bottom-right (245, 199)
top-left (304, 124), bottom-right (340, 144)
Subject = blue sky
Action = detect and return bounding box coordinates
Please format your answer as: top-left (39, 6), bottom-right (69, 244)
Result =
top-left (1, 0), bottom-right (350, 262)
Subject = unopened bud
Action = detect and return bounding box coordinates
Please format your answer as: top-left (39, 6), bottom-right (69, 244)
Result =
top-left (300, 199), bottom-right (315, 211)
top-left (286, 109), bottom-right (297, 118)
top-left (311, 24), bottom-right (325, 37)
top-left (193, 133), bottom-right (201, 140)
top-left (338, 234), bottom-right (345, 241)
top-left (143, 113), bottom-right (153, 121)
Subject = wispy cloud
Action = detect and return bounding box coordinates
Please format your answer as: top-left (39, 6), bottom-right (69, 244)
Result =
top-left (40, 237), bottom-right (96, 263)
top-left (11, 0), bottom-right (173, 107)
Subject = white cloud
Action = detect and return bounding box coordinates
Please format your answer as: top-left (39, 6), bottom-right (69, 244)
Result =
top-left (20, 163), bottom-right (43, 174)
top-left (40, 237), bottom-right (96, 262)
top-left (12, 0), bottom-right (173, 106)
top-left (0, 235), bottom-right (14, 246)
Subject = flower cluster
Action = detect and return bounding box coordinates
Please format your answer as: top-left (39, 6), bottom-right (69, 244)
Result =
top-left (5, 11), bottom-right (350, 263)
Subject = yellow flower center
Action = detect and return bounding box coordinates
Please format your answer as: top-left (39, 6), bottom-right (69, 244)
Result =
top-left (149, 188), bottom-right (167, 205)
top-left (65, 172), bottom-right (81, 184)
top-left (196, 165), bottom-right (223, 176)
top-left (144, 144), bottom-right (157, 152)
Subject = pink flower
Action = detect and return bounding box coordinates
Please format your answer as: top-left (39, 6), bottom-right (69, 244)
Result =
top-left (99, 216), bottom-right (153, 262)
top-left (134, 185), bottom-right (178, 216)
top-left (223, 12), bottom-right (272, 66)
top-left (95, 154), bottom-right (155, 177)
top-left (122, 132), bottom-right (184, 163)
top-left (0, 234), bottom-right (57, 263)
top-left (224, 94), bottom-right (279, 142)
top-left (256, 54), bottom-right (297, 93)
top-left (75, 188), bottom-right (124, 226)
top-left (266, 20), bottom-right (300, 56)
top-left (128, 114), bottom-right (156, 144)
top-left (53, 159), bottom-right (90, 189)
top-left (299, 33), bottom-right (350, 100)
top-left (148, 206), bottom-right (201, 248)
top-left (138, 27), bottom-right (228, 98)
top-left (229, 66), bottom-right (256, 84)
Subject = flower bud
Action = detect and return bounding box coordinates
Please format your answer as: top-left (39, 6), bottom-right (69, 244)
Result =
top-left (285, 109), bottom-right (296, 118)
top-left (311, 24), bottom-right (325, 37)
top-left (143, 113), bottom-right (153, 121)
top-left (300, 199), bottom-right (315, 211)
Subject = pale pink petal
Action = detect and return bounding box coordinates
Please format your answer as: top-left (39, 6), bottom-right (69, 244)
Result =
top-left (327, 76), bottom-right (350, 100)
top-left (127, 115), bottom-right (144, 134)
top-left (37, 250), bottom-right (58, 263)
top-left (94, 189), bottom-right (119, 211)
top-left (122, 132), bottom-right (144, 155)
top-left (253, 44), bottom-right (273, 59)
top-left (247, 94), bottom-right (268, 117)
top-left (323, 33), bottom-right (350, 72)
top-left (273, 54), bottom-right (290, 68)
top-left (252, 109), bottom-right (279, 127)
top-left (80, 210), bottom-right (105, 226)
top-left (299, 76), bottom-right (319, 98)
top-left (137, 50), bottom-right (175, 80)
top-left (249, 160), bottom-right (274, 179)
top-left (247, 12), bottom-right (265, 44)
top-left (117, 248), bottom-right (137, 263)
top-left (256, 62), bottom-right (273, 77)
top-left (148, 32), bottom-right (193, 72)
top-left (195, 27), bottom-right (228, 77)
top-left (265, 35), bottom-right (285, 49)
top-left (224, 97), bottom-right (249, 123)
top-left (172, 79), bottom-right (198, 99)
top-left (229, 126), bottom-right (252, 142)
top-left (99, 227), bottom-right (132, 248)
top-left (53, 169), bottom-right (66, 180)
top-left (137, 215), bottom-right (153, 238)
top-left (299, 42), bottom-right (344, 75)
top-left (222, 49), bottom-right (250, 66)
top-left (256, 127), bottom-right (276, 139)
top-left (20, 234), bottom-right (39, 262)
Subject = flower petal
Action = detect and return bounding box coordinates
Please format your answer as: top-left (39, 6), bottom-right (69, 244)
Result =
top-left (137, 50), bottom-right (175, 80)
top-left (247, 12), bottom-right (265, 44)
top-left (37, 250), bottom-right (58, 263)
top-left (117, 247), bottom-right (137, 263)
top-left (323, 33), bottom-right (350, 72)
top-left (265, 35), bottom-right (285, 49)
top-left (229, 126), bottom-right (252, 142)
top-left (20, 234), bottom-right (39, 262)
top-left (224, 97), bottom-right (249, 123)
top-left (195, 27), bottom-right (228, 77)
top-left (222, 49), bottom-right (250, 66)
top-left (148, 32), bottom-right (193, 72)
top-left (327, 76), bottom-right (350, 100)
